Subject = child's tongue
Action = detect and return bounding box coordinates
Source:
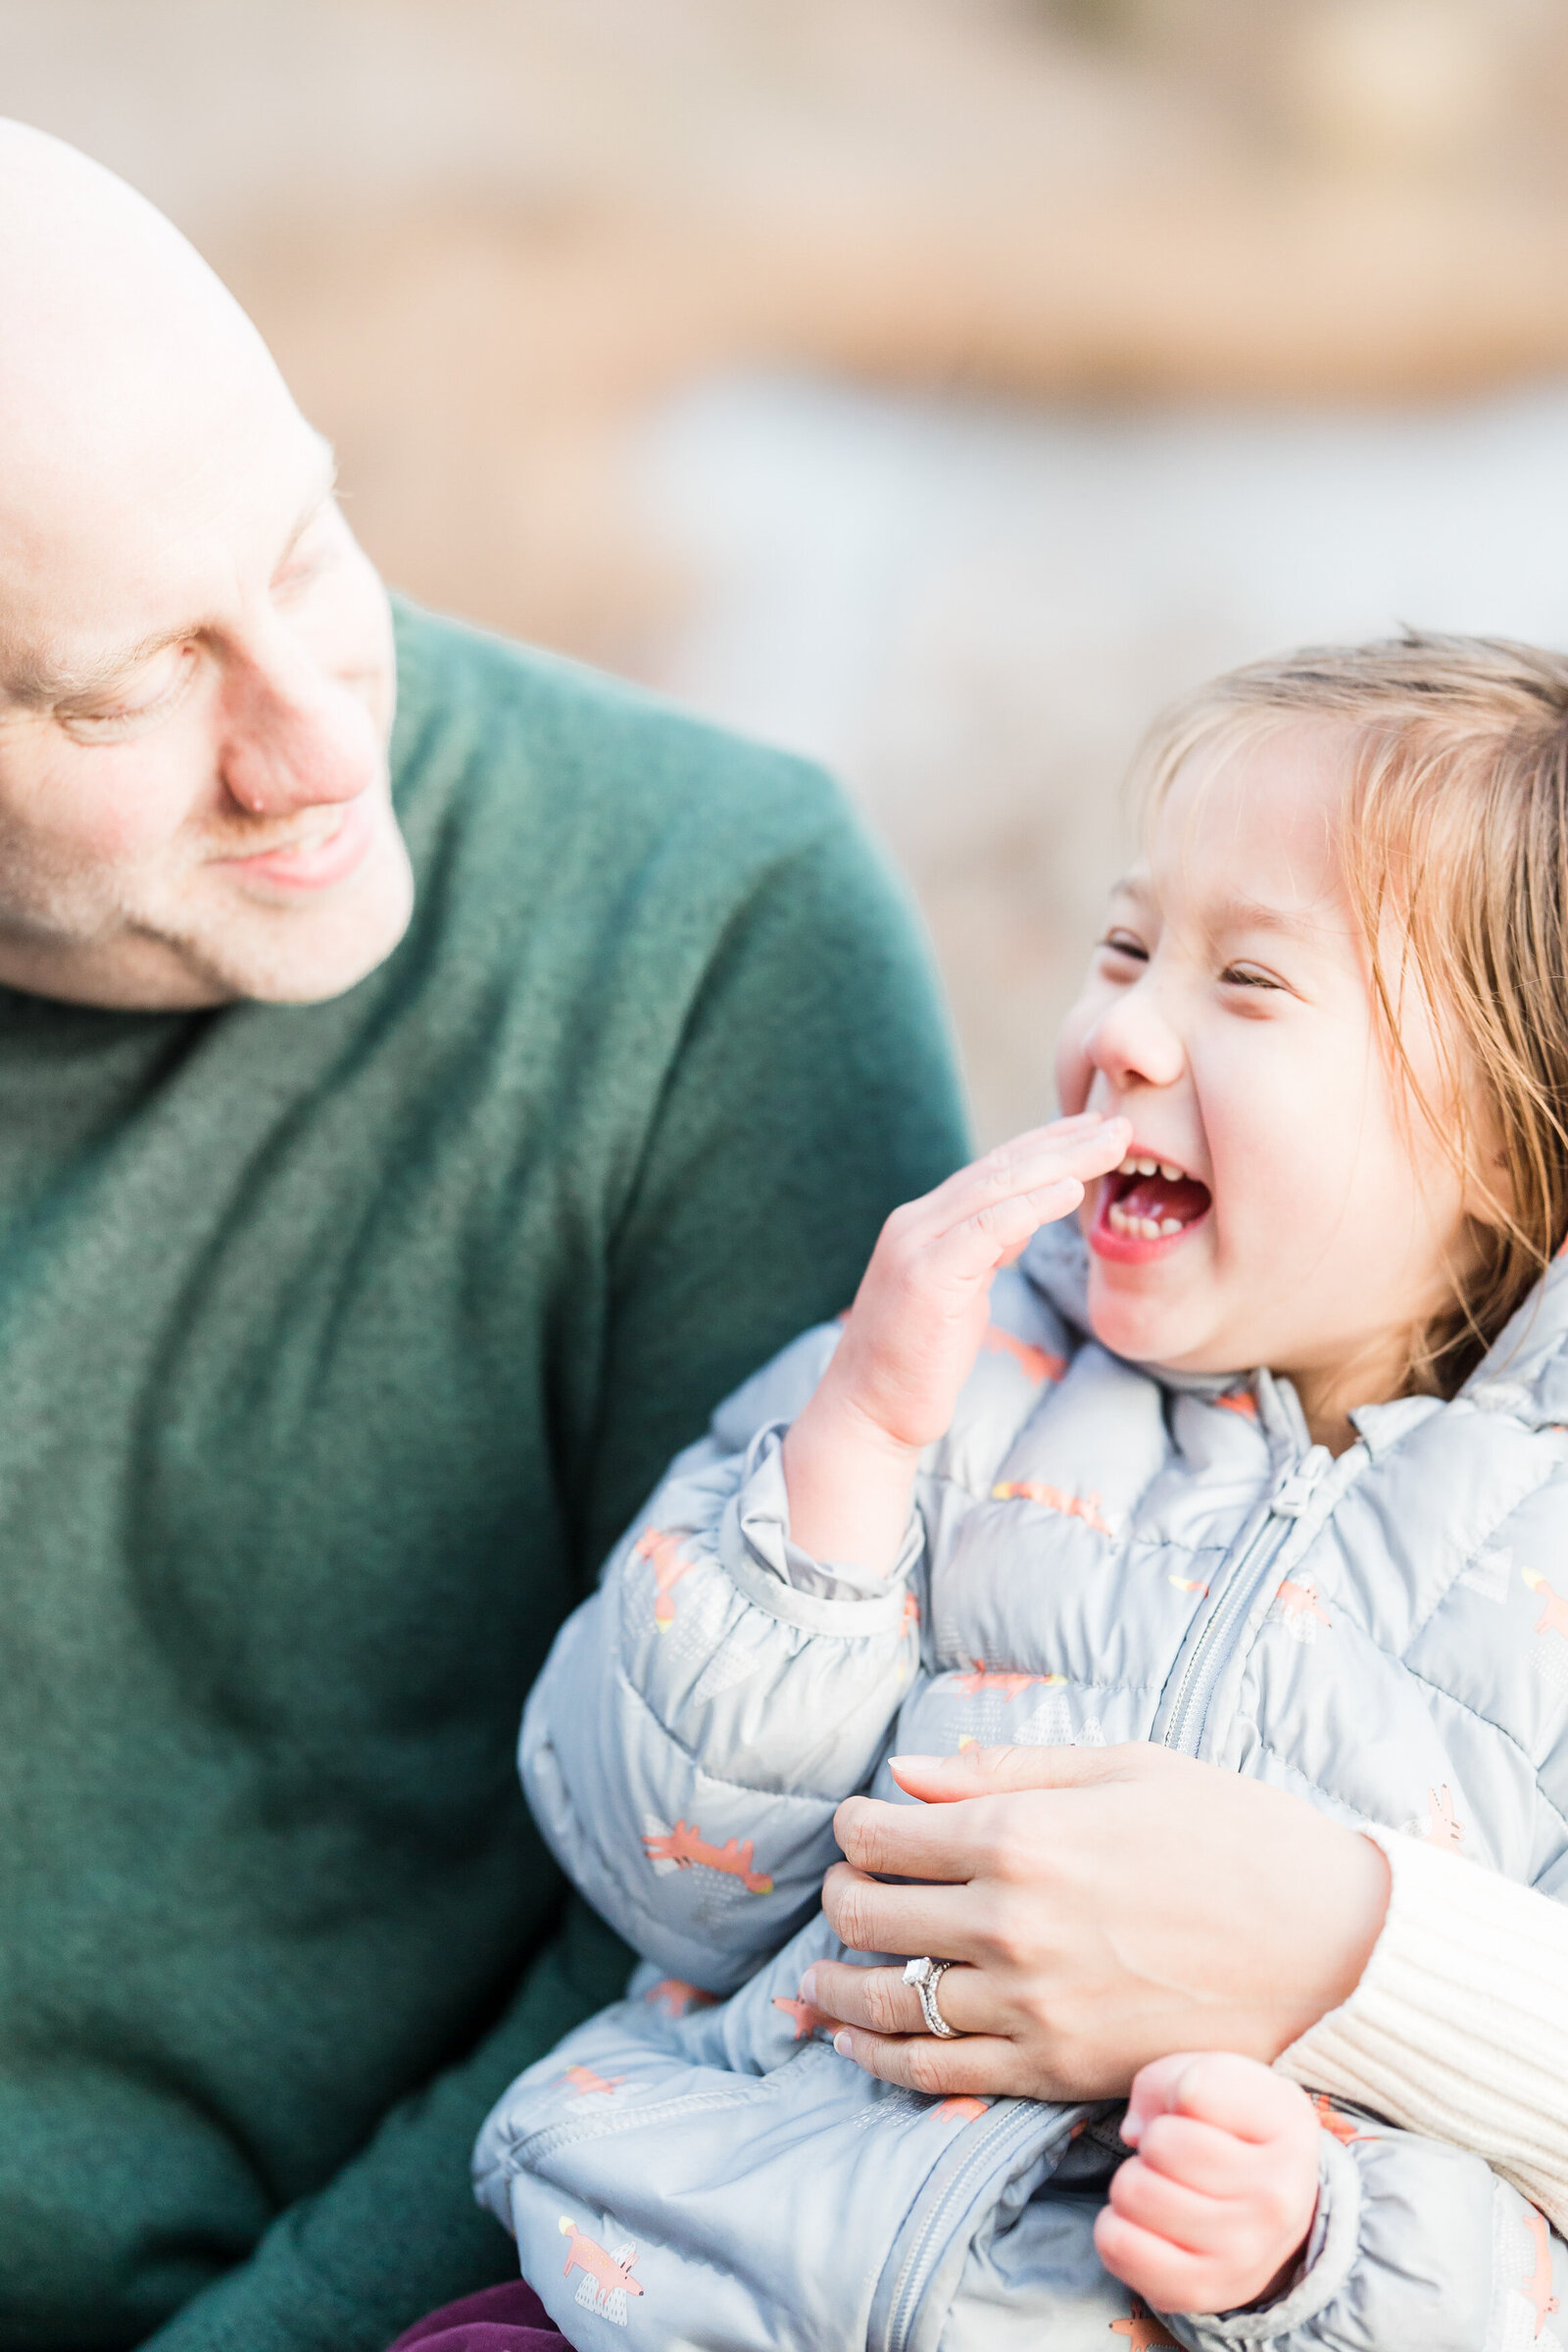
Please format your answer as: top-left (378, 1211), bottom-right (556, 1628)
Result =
top-left (1115, 1170), bottom-right (1212, 1227)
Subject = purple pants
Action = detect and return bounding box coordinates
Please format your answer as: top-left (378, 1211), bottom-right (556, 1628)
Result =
top-left (388, 2280), bottom-right (564, 2351)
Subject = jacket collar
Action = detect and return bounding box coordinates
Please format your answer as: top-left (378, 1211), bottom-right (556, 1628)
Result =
top-left (1021, 1217), bottom-right (1568, 1436)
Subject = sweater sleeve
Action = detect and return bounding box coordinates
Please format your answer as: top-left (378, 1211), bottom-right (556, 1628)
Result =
top-left (1277, 1826), bottom-right (1568, 2233)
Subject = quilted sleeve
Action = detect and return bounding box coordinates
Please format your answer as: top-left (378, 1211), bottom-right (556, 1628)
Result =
top-left (1166, 2111), bottom-right (1567, 2352)
top-left (516, 1322), bottom-right (927, 1991)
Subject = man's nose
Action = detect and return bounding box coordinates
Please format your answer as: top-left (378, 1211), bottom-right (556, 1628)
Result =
top-left (1086, 974), bottom-right (1186, 1096)
top-left (217, 634), bottom-right (380, 818)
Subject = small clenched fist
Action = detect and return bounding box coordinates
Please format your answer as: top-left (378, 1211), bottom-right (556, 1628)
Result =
top-left (1095, 2052), bottom-right (1322, 2319)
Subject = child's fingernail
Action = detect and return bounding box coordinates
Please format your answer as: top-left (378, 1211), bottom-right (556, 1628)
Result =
top-left (833, 2031), bottom-right (854, 2057)
top-left (800, 1969), bottom-right (818, 2005)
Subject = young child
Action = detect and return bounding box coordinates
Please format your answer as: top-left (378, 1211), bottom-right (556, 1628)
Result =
top-left (471, 636), bottom-right (1568, 2349)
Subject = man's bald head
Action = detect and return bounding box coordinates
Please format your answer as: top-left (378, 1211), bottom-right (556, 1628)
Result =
top-left (0, 122), bottom-right (411, 1008)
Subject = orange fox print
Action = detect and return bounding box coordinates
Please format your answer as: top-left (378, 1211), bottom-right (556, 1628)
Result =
top-left (1425, 1785), bottom-right (1465, 1852)
top-left (772, 1992), bottom-right (834, 2040)
top-left (559, 2217), bottom-right (644, 2324)
top-left (1522, 1567), bottom-right (1568, 1642)
top-left (1109, 2300), bottom-right (1178, 2349)
top-left (1274, 1576), bottom-right (1331, 1640)
top-left (991, 1481), bottom-right (1113, 1536)
top-left (643, 1979), bottom-right (716, 2020)
top-left (562, 2063), bottom-right (624, 2097)
top-left (1525, 2206), bottom-right (1560, 2336)
top-left (1214, 1389), bottom-right (1258, 1420)
top-left (953, 1659), bottom-right (1065, 1700)
top-left (1310, 2093), bottom-right (1364, 2145)
top-left (982, 1325), bottom-right (1066, 1385)
top-left (633, 1528), bottom-right (696, 1631)
top-left (932, 2094), bottom-right (990, 2125)
top-left (643, 1817), bottom-right (774, 1894)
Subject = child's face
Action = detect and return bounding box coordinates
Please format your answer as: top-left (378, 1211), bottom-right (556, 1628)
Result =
top-left (1055, 721), bottom-right (1486, 1425)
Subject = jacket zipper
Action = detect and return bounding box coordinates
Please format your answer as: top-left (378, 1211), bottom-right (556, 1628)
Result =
top-left (887, 1434), bottom-right (1345, 2351)
top-left (882, 2099), bottom-right (1069, 2352)
top-left (1159, 1442), bottom-right (1332, 1756)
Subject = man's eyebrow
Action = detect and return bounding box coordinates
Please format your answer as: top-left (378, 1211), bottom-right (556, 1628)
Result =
top-left (2, 627), bottom-right (190, 710)
top-left (1, 445), bottom-right (340, 710)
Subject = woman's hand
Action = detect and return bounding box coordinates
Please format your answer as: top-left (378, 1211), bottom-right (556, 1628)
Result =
top-left (782, 1112), bottom-right (1129, 1574)
top-left (801, 1743), bottom-right (1390, 2100)
top-left (1096, 2053), bottom-right (1321, 2317)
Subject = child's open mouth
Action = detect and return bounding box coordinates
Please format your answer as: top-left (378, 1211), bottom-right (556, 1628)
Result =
top-left (1091, 1153), bottom-right (1212, 1263)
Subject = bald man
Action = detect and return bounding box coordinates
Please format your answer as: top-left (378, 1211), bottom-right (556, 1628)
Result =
top-left (0, 124), bottom-right (965, 2350)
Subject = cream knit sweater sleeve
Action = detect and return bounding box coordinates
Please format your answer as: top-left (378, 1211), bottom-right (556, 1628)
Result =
top-left (1277, 1827), bottom-right (1568, 2231)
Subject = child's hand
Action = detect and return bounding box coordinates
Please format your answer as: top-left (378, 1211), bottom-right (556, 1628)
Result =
top-left (1094, 2053), bottom-right (1321, 2319)
top-left (782, 1113), bottom-right (1129, 1573)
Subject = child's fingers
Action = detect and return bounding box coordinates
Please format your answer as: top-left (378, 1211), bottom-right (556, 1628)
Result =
top-left (1093, 2204), bottom-right (1218, 2317)
top-left (897, 1123), bottom-right (1096, 1229)
top-left (1121, 2051), bottom-right (1199, 2143)
top-left (937, 1179), bottom-right (1084, 1264)
top-left (1107, 2151), bottom-right (1237, 2257)
top-left (903, 1119), bottom-right (1129, 1244)
top-left (1132, 2113), bottom-right (1267, 2202)
top-left (1126, 2050), bottom-right (1306, 2147)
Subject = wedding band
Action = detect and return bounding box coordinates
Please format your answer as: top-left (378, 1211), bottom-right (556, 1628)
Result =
top-left (903, 1955), bottom-right (964, 2038)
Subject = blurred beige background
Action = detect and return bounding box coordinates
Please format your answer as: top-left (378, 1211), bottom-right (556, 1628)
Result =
top-left (8, 0), bottom-right (1568, 1135)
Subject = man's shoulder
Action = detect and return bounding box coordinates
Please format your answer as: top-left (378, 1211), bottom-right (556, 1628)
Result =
top-left (389, 600), bottom-right (848, 882)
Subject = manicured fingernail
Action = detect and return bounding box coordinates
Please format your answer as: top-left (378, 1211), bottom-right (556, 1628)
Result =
top-left (800, 1970), bottom-right (818, 2005)
top-left (833, 2031), bottom-right (854, 2057)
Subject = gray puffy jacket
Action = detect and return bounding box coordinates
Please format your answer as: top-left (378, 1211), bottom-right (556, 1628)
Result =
top-left (474, 1224), bottom-right (1568, 2351)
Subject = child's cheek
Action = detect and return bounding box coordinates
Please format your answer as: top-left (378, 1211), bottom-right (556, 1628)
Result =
top-left (1054, 1013), bottom-right (1094, 1118)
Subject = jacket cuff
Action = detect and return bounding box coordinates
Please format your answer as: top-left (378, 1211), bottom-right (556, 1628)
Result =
top-left (719, 1424), bottom-right (922, 1632)
top-left (1276, 1827), bottom-right (1568, 2232)
top-left (1166, 2135), bottom-right (1359, 2348)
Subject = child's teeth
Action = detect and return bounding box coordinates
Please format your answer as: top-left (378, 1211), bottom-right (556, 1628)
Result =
top-left (1116, 1154), bottom-right (1188, 1181)
top-left (1107, 1197), bottom-right (1190, 1240)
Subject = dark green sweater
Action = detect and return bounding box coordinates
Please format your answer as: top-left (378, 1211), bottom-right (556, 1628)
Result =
top-left (0, 606), bottom-right (967, 2352)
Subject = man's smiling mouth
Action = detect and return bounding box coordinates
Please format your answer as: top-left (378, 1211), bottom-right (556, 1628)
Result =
top-left (1092, 1154), bottom-right (1213, 1257)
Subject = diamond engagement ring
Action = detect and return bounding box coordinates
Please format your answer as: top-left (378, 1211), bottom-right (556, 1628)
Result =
top-left (903, 1955), bottom-right (963, 2038)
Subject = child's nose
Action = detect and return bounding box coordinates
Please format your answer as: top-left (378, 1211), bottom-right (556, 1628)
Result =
top-left (1086, 982), bottom-right (1185, 1095)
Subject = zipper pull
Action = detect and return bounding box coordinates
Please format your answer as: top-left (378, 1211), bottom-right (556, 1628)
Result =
top-left (1272, 1443), bottom-right (1332, 1518)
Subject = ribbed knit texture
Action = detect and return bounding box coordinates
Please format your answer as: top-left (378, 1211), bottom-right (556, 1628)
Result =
top-left (1280, 1827), bottom-right (1568, 2230)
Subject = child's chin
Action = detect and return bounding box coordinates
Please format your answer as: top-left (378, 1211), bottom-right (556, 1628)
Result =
top-left (1085, 1278), bottom-right (1191, 1368)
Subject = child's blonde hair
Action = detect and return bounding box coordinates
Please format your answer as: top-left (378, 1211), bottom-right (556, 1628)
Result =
top-left (1137, 632), bottom-right (1568, 1396)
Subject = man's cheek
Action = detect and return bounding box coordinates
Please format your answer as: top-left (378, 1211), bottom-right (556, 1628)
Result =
top-left (53, 752), bottom-right (203, 866)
